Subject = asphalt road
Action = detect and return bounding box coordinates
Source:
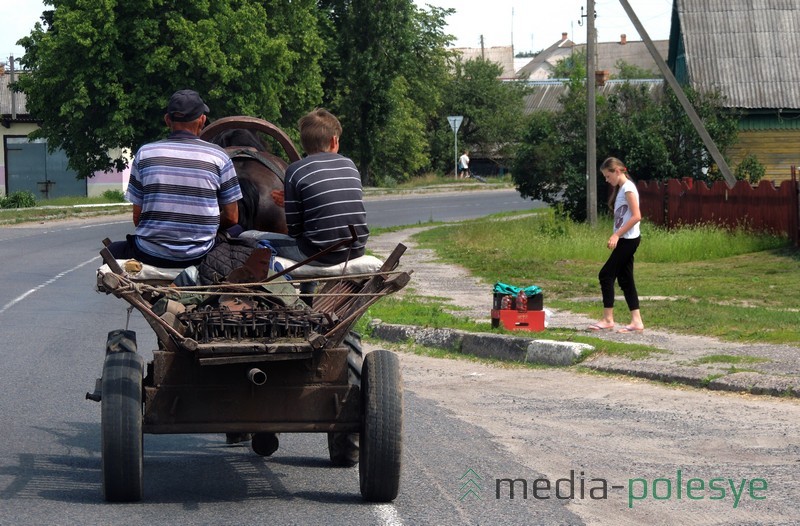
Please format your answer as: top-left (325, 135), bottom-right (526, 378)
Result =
top-left (364, 188), bottom-right (546, 227)
top-left (1, 190), bottom-right (796, 525)
top-left (0, 190), bottom-right (573, 525)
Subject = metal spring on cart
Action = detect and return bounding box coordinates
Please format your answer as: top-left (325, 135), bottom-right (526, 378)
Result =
top-left (177, 305), bottom-right (332, 343)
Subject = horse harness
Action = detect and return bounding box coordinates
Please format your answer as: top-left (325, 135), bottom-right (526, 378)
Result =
top-left (226, 147), bottom-right (286, 183)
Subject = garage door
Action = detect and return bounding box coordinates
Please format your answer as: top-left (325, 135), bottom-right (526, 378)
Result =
top-left (5, 137), bottom-right (86, 199)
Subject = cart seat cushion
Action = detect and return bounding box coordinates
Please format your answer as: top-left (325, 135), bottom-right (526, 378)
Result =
top-left (273, 254), bottom-right (383, 279)
top-left (98, 254), bottom-right (384, 283)
top-left (98, 260), bottom-right (184, 282)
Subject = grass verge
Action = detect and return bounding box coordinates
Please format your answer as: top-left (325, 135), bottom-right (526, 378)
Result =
top-left (410, 210), bottom-right (798, 346)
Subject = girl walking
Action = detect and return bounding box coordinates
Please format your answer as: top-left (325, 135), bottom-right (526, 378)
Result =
top-left (588, 157), bottom-right (644, 333)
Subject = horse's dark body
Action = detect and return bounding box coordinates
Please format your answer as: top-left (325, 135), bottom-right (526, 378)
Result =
top-left (211, 129), bottom-right (289, 234)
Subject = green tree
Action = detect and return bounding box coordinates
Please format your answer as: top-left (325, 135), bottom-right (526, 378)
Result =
top-left (513, 79), bottom-right (739, 220)
top-left (612, 59), bottom-right (659, 80)
top-left (432, 58), bottom-right (528, 174)
top-left (659, 86), bottom-right (740, 183)
top-left (319, 0), bottom-right (453, 183)
top-left (321, 0), bottom-right (415, 185)
top-left (17, 0), bottom-right (324, 178)
top-left (373, 77), bottom-right (429, 184)
top-left (550, 48), bottom-right (586, 79)
top-left (734, 153), bottom-right (765, 184)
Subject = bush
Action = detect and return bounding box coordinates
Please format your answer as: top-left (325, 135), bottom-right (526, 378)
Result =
top-left (735, 154), bottom-right (766, 184)
top-left (102, 189), bottom-right (126, 202)
top-left (0, 191), bottom-right (37, 209)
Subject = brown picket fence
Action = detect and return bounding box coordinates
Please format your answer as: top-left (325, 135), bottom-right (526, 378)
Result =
top-left (636, 167), bottom-right (799, 247)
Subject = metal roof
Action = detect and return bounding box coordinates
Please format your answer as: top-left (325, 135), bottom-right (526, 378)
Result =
top-left (676, 0), bottom-right (800, 109)
top-left (517, 36), bottom-right (575, 79)
top-left (572, 39), bottom-right (669, 76)
top-left (452, 46), bottom-right (517, 79)
top-left (0, 71), bottom-right (31, 118)
top-left (522, 79), bottom-right (664, 114)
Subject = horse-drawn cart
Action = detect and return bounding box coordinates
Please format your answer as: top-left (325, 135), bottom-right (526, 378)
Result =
top-left (87, 117), bottom-right (411, 503)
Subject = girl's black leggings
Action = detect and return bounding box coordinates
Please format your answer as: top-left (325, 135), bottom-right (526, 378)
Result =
top-left (598, 236), bottom-right (641, 311)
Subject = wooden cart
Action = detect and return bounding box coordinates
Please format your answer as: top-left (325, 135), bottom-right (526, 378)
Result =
top-left (90, 234), bottom-right (411, 503)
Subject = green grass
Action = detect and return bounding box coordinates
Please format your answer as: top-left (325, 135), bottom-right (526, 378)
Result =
top-left (0, 203), bottom-right (130, 225)
top-left (355, 294), bottom-right (491, 332)
top-left (390, 172), bottom-right (513, 189)
top-left (409, 210), bottom-right (798, 345)
top-left (0, 191), bottom-right (131, 225)
top-left (355, 293), bottom-right (669, 361)
top-left (691, 354), bottom-right (770, 365)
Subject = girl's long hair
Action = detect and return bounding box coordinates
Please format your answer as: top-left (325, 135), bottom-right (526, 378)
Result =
top-left (601, 157), bottom-right (632, 211)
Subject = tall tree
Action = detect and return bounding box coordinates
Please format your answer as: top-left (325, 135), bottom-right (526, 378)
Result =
top-left (17, 0), bottom-right (324, 178)
top-left (318, 1), bottom-right (453, 183)
top-left (431, 58), bottom-right (528, 174)
top-left (327, 0), bottom-right (415, 184)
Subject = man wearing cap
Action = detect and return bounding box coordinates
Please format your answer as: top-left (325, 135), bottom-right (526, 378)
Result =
top-left (107, 89), bottom-right (242, 267)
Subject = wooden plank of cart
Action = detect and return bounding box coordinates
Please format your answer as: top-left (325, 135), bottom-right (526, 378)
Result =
top-left (89, 228), bottom-right (411, 503)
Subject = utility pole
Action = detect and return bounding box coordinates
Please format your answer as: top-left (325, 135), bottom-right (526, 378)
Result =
top-left (10, 55), bottom-right (17, 120)
top-left (585, 1), bottom-right (598, 225)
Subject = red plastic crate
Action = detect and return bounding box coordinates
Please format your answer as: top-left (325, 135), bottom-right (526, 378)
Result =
top-left (491, 309), bottom-right (545, 332)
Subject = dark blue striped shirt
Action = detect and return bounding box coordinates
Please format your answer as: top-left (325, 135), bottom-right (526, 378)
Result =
top-left (284, 152), bottom-right (368, 264)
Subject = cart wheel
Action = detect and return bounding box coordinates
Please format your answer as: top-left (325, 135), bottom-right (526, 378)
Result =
top-left (329, 332), bottom-right (362, 467)
top-left (344, 331), bottom-right (364, 386)
top-left (105, 329), bottom-right (136, 355)
top-left (101, 350), bottom-right (144, 502)
top-left (359, 350), bottom-right (402, 502)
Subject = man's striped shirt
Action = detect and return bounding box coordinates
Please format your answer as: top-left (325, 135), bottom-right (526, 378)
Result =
top-left (126, 131), bottom-right (242, 261)
top-left (284, 152), bottom-right (368, 264)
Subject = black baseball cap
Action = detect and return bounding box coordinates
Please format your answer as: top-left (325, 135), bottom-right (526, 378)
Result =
top-left (166, 89), bottom-right (209, 122)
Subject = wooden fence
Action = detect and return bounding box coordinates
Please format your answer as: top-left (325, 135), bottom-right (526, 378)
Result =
top-left (636, 168), bottom-right (799, 247)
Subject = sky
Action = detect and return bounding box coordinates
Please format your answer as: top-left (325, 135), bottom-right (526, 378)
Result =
top-left (2, 0), bottom-right (673, 65)
top-left (412, 0), bottom-right (674, 52)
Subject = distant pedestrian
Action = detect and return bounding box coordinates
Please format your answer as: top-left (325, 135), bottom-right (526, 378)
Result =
top-left (588, 157), bottom-right (644, 334)
top-left (458, 150), bottom-right (470, 179)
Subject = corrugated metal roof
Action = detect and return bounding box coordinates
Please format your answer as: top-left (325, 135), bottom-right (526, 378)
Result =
top-left (517, 36), bottom-right (575, 79)
top-left (518, 37), bottom-right (667, 81)
top-left (573, 39), bottom-right (669, 76)
top-left (452, 46), bottom-right (516, 79)
top-left (677, 0), bottom-right (800, 109)
top-left (0, 71), bottom-right (30, 117)
top-left (522, 79), bottom-right (664, 114)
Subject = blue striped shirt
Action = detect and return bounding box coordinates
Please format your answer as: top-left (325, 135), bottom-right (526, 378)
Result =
top-left (284, 152), bottom-right (368, 264)
top-left (126, 131), bottom-right (242, 261)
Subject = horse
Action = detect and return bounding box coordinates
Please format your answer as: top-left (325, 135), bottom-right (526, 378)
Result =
top-left (200, 116), bottom-right (303, 235)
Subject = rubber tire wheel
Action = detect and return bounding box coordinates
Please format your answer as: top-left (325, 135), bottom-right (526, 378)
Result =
top-left (105, 329), bottom-right (137, 355)
top-left (328, 332), bottom-right (363, 467)
top-left (359, 349), bottom-right (403, 502)
top-left (101, 350), bottom-right (144, 502)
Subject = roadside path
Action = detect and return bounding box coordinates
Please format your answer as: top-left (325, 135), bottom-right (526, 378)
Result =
top-left (369, 226), bottom-right (800, 397)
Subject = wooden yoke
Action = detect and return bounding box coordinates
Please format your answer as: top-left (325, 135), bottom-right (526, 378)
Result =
top-left (200, 116), bottom-right (302, 163)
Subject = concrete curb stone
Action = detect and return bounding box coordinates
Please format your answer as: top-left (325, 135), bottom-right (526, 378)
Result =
top-left (368, 321), bottom-right (592, 367)
top-left (368, 321), bottom-right (800, 398)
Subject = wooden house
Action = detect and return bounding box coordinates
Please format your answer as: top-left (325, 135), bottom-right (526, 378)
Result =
top-left (668, 0), bottom-right (800, 182)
